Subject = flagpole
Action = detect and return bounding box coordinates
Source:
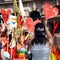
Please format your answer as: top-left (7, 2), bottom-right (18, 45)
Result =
top-left (13, 0), bottom-right (18, 16)
top-left (13, 0), bottom-right (23, 41)
top-left (19, 0), bottom-right (25, 17)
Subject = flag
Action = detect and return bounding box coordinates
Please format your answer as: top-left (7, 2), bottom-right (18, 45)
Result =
top-left (19, 0), bottom-right (25, 17)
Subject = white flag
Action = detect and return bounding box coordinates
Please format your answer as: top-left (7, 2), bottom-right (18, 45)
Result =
top-left (19, 0), bottom-right (25, 17)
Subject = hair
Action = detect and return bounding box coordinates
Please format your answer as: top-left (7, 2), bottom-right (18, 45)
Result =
top-left (29, 10), bottom-right (41, 21)
top-left (1, 26), bottom-right (7, 37)
top-left (32, 35), bottom-right (48, 45)
top-left (31, 20), bottom-right (48, 45)
top-left (35, 23), bottom-right (45, 36)
top-left (9, 33), bottom-right (12, 43)
top-left (22, 30), bottom-right (28, 36)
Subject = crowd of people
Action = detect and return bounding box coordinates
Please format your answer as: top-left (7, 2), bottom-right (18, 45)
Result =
top-left (0, 8), bottom-right (60, 60)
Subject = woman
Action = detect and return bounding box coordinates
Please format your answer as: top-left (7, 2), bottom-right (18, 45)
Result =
top-left (1, 25), bottom-right (8, 51)
top-left (29, 10), bottom-right (53, 60)
top-left (8, 32), bottom-right (16, 60)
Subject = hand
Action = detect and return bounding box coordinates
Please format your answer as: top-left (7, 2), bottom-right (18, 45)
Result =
top-left (43, 19), bottom-right (48, 26)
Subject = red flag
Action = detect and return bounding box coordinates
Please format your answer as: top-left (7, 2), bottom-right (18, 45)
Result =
top-left (19, 16), bottom-right (24, 26)
top-left (2, 8), bottom-right (11, 23)
top-left (52, 21), bottom-right (58, 36)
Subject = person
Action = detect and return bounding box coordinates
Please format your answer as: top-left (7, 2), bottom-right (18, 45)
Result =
top-left (1, 31), bottom-right (8, 51)
top-left (29, 10), bottom-right (53, 60)
top-left (0, 42), bottom-right (6, 60)
top-left (50, 33), bottom-right (60, 60)
top-left (0, 32), bottom-right (6, 60)
top-left (8, 32), bottom-right (16, 60)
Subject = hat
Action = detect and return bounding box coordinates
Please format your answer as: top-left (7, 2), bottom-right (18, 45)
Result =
top-left (35, 23), bottom-right (45, 36)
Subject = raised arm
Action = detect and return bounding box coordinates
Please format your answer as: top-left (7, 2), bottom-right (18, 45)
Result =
top-left (43, 20), bottom-right (53, 46)
top-left (43, 20), bottom-right (52, 38)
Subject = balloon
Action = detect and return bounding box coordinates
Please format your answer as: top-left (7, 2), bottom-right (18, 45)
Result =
top-left (2, 8), bottom-right (11, 23)
top-left (43, 3), bottom-right (59, 20)
top-left (20, 48), bottom-right (26, 53)
top-left (26, 17), bottom-right (35, 32)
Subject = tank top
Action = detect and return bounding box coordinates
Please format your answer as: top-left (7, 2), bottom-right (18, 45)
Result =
top-left (31, 43), bottom-right (50, 60)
